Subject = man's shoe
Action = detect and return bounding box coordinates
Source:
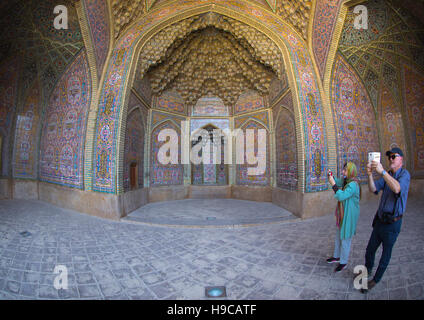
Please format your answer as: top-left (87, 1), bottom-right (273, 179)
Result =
top-left (326, 257), bottom-right (340, 264)
top-left (334, 263), bottom-right (347, 272)
top-left (368, 279), bottom-right (377, 290)
top-left (360, 279), bottom-right (377, 294)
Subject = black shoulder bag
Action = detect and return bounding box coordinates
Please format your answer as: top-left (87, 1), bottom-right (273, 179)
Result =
top-left (372, 169), bottom-right (402, 226)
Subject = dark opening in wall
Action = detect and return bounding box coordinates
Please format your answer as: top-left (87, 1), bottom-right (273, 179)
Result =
top-left (0, 135), bottom-right (2, 173)
top-left (130, 162), bottom-right (137, 190)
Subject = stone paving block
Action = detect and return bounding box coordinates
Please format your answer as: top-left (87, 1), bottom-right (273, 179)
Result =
top-left (407, 283), bottom-right (424, 299)
top-left (90, 262), bottom-right (110, 272)
top-left (42, 255), bottom-right (56, 264)
top-left (14, 252), bottom-right (28, 261)
top-left (40, 263), bottom-right (56, 273)
top-left (73, 255), bottom-right (89, 263)
top-left (2, 250), bottom-right (15, 258)
top-left (285, 273), bottom-right (308, 287)
top-left (86, 247), bottom-right (100, 254)
top-left (76, 272), bottom-right (96, 285)
top-left (0, 258), bottom-right (13, 268)
top-left (86, 249), bottom-right (102, 258)
top-left (104, 293), bottom-right (130, 300)
top-left (125, 256), bottom-right (144, 266)
top-left (140, 271), bottom-right (167, 286)
top-left (43, 248), bottom-right (56, 255)
top-left (77, 284), bottom-right (102, 298)
top-left (57, 286), bottom-right (80, 299)
top-left (149, 281), bottom-right (177, 299)
top-left (20, 283), bottom-right (39, 297)
top-left (126, 288), bottom-right (157, 300)
top-left (202, 262), bottom-right (225, 275)
top-left (217, 267), bottom-right (239, 281)
top-left (387, 276), bottom-right (407, 290)
top-left (57, 255), bottom-right (73, 264)
top-left (99, 280), bottom-right (123, 297)
top-left (93, 270), bottom-right (116, 283)
top-left (112, 267), bottom-right (137, 281)
top-left (305, 276), bottom-right (330, 292)
top-left (367, 289), bottom-right (389, 300)
top-left (38, 285), bottom-right (59, 299)
top-left (4, 280), bottom-right (20, 294)
top-left (8, 270), bottom-right (24, 282)
top-left (11, 260), bottom-right (27, 270)
top-left (132, 263), bottom-right (154, 276)
top-left (109, 260), bottom-right (129, 270)
top-left (119, 278), bottom-right (143, 290)
top-left (324, 292), bottom-right (348, 300)
top-left (242, 254), bottom-right (263, 265)
top-left (23, 271), bottom-right (40, 284)
top-left (388, 288), bottom-right (408, 300)
top-left (273, 284), bottom-right (302, 300)
top-left (39, 273), bottom-right (56, 286)
top-left (181, 284), bottom-right (207, 299)
top-left (170, 276), bottom-right (198, 292)
top-left (301, 256), bottom-right (319, 266)
top-left (299, 288), bottom-right (326, 300)
top-left (17, 246), bottom-right (30, 253)
top-left (70, 247), bottom-right (85, 255)
top-left (328, 278), bottom-right (350, 292)
top-left (73, 262), bottom-right (92, 272)
top-left (107, 253), bottom-right (125, 262)
top-left (225, 283), bottom-right (251, 300)
top-left (159, 265), bottom-right (184, 281)
top-left (312, 265), bottom-right (334, 277)
top-left (253, 280), bottom-right (281, 296)
top-left (25, 262), bottom-right (41, 272)
top-left (29, 247), bottom-right (44, 255)
top-left (149, 259), bottom-right (171, 271)
top-left (297, 265), bottom-right (314, 276)
top-left (233, 274), bottom-right (261, 288)
top-left (346, 290), bottom-right (368, 300)
top-left (26, 254), bottom-right (43, 262)
top-left (369, 279), bottom-right (388, 292)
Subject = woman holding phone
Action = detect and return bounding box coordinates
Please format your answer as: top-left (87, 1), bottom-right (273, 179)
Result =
top-left (326, 162), bottom-right (361, 272)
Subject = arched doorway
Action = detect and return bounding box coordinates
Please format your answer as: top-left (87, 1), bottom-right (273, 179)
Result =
top-left (191, 123), bottom-right (229, 186)
top-left (88, 0), bottom-right (334, 219)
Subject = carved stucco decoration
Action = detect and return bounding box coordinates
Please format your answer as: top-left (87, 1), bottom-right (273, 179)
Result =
top-left (139, 13), bottom-right (283, 107)
top-left (275, 0), bottom-right (312, 40)
top-left (111, 1), bottom-right (312, 41)
top-left (111, 0), bottom-right (146, 38)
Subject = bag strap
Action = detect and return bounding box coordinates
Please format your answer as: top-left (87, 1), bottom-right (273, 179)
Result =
top-left (382, 168), bottom-right (402, 216)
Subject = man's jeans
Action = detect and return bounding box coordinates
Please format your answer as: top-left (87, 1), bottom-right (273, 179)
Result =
top-left (333, 229), bottom-right (352, 265)
top-left (365, 217), bottom-right (402, 283)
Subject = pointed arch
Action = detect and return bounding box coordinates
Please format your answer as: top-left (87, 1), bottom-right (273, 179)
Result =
top-left (88, 0), bottom-right (332, 194)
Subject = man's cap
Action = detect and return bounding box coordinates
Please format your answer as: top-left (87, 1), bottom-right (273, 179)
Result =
top-left (386, 147), bottom-right (404, 157)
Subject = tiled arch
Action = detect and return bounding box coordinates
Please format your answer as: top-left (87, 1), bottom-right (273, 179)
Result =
top-left (88, 0), bottom-right (332, 194)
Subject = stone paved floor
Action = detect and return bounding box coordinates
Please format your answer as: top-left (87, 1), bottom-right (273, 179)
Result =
top-left (0, 197), bottom-right (423, 300)
top-left (123, 198), bottom-right (298, 227)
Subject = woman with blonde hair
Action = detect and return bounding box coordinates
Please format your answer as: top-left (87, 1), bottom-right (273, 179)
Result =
top-left (326, 162), bottom-right (361, 272)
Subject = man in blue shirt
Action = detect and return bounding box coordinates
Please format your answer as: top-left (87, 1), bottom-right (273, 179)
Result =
top-left (362, 147), bottom-right (410, 293)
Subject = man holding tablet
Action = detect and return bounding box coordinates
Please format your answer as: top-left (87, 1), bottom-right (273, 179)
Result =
top-left (362, 147), bottom-right (410, 293)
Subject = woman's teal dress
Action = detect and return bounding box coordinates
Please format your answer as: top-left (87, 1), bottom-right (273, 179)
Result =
top-left (334, 178), bottom-right (360, 240)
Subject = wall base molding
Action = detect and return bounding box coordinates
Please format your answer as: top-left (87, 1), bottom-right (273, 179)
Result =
top-left (2, 179), bottom-right (423, 221)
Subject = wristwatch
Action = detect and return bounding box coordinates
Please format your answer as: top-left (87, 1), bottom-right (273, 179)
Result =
top-left (382, 170), bottom-right (387, 176)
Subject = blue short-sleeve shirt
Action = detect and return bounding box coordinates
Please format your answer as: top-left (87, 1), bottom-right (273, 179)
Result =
top-left (374, 167), bottom-right (410, 218)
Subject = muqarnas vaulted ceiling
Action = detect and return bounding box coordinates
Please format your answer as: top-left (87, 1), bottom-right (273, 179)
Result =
top-left (138, 12), bottom-right (284, 108)
top-left (338, 0), bottom-right (424, 107)
top-left (0, 0), bottom-right (84, 98)
top-left (275, 0), bottom-right (312, 40)
top-left (111, 0), bottom-right (312, 40)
